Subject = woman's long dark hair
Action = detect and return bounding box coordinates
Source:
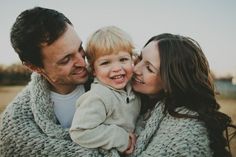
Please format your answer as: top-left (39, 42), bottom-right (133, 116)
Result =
top-left (144, 33), bottom-right (236, 157)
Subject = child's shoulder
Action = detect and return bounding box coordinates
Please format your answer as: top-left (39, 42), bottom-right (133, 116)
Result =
top-left (90, 79), bottom-right (113, 94)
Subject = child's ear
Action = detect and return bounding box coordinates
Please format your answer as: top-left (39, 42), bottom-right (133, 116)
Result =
top-left (93, 70), bottom-right (97, 76)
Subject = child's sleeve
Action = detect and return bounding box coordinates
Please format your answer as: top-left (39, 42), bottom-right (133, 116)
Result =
top-left (69, 92), bottom-right (129, 152)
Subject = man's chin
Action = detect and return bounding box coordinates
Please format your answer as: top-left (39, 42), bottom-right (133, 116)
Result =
top-left (74, 75), bottom-right (89, 84)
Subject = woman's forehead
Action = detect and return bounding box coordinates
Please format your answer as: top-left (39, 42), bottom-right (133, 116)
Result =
top-left (142, 41), bottom-right (160, 68)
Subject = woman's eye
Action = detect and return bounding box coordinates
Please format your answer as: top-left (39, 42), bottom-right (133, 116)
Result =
top-left (146, 65), bottom-right (154, 73)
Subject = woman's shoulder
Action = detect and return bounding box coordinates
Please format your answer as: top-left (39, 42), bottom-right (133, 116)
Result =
top-left (157, 116), bottom-right (211, 156)
top-left (163, 107), bottom-right (207, 134)
top-left (150, 102), bottom-right (209, 145)
top-left (150, 106), bottom-right (211, 156)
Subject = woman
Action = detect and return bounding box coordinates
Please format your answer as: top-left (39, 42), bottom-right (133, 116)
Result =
top-left (130, 33), bottom-right (236, 157)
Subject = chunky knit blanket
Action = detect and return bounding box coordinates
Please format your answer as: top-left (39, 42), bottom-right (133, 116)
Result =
top-left (0, 73), bottom-right (120, 157)
top-left (128, 102), bottom-right (212, 157)
top-left (0, 72), bottom-right (211, 157)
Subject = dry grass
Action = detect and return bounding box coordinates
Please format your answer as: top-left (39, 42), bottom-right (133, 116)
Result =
top-left (0, 85), bottom-right (24, 112)
top-left (0, 86), bottom-right (236, 155)
top-left (218, 97), bottom-right (236, 156)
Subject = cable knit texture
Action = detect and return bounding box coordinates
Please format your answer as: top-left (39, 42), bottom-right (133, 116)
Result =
top-left (0, 73), bottom-right (111, 157)
top-left (129, 102), bottom-right (212, 157)
top-left (0, 73), bottom-right (212, 157)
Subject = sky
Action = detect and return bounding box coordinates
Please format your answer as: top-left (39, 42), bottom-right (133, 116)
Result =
top-left (0, 0), bottom-right (236, 78)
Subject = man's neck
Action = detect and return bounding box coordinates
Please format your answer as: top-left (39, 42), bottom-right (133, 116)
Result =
top-left (49, 84), bottom-right (78, 94)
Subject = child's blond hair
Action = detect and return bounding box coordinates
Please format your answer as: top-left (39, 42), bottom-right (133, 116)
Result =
top-left (86, 26), bottom-right (134, 71)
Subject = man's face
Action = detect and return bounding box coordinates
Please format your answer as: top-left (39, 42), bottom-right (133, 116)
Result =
top-left (39, 24), bottom-right (88, 94)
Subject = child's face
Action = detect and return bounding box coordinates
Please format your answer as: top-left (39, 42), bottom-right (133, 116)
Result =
top-left (93, 51), bottom-right (133, 90)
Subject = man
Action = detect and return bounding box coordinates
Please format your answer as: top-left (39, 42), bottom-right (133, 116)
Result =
top-left (0, 7), bottom-right (100, 156)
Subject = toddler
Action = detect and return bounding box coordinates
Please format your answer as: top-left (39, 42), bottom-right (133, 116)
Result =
top-left (70, 26), bottom-right (141, 154)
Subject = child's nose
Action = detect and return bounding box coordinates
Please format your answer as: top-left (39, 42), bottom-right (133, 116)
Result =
top-left (111, 63), bottom-right (122, 72)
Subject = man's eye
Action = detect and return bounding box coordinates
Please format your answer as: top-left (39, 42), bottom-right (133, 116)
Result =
top-left (60, 56), bottom-right (70, 64)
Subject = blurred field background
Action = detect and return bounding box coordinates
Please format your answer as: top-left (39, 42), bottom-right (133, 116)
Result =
top-left (0, 64), bottom-right (235, 156)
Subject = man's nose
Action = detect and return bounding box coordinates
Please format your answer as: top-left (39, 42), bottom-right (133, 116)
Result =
top-left (74, 52), bottom-right (86, 67)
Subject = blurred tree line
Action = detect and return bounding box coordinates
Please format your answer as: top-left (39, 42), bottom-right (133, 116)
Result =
top-left (0, 63), bottom-right (235, 98)
top-left (0, 63), bottom-right (31, 85)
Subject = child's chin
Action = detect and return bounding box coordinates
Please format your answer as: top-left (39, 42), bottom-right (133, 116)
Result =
top-left (114, 84), bottom-right (126, 90)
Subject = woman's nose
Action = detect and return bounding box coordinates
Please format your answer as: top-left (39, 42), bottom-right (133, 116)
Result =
top-left (133, 62), bottom-right (142, 75)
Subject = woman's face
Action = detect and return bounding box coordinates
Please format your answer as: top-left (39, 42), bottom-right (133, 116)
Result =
top-left (132, 41), bottom-right (164, 97)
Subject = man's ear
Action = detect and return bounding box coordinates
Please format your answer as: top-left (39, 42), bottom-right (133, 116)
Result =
top-left (23, 62), bottom-right (43, 74)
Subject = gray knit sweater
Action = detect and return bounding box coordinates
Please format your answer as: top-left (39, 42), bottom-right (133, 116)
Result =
top-left (0, 73), bottom-right (104, 157)
top-left (129, 102), bottom-right (212, 157)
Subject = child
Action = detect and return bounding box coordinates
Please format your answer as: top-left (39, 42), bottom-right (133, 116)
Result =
top-left (70, 26), bottom-right (141, 154)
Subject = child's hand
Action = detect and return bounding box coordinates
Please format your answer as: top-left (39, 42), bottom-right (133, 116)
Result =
top-left (123, 133), bottom-right (136, 155)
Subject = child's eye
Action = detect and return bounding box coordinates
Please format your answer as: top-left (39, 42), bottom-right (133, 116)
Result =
top-left (100, 61), bottom-right (109, 66)
top-left (120, 57), bottom-right (130, 62)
